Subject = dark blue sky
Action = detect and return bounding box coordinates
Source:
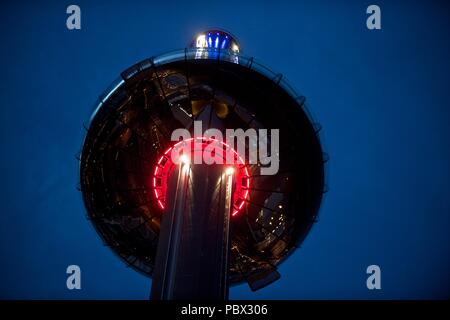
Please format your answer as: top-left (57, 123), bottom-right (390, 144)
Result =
top-left (0, 0), bottom-right (449, 299)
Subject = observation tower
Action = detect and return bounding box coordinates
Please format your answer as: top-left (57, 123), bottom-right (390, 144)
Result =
top-left (79, 30), bottom-right (326, 300)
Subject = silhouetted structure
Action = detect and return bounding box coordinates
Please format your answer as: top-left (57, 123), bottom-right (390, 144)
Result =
top-left (79, 30), bottom-right (326, 299)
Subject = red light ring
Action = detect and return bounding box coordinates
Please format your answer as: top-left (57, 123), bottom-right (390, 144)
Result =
top-left (152, 137), bottom-right (250, 216)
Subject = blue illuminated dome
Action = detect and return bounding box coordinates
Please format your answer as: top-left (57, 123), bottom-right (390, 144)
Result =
top-left (191, 29), bottom-right (240, 52)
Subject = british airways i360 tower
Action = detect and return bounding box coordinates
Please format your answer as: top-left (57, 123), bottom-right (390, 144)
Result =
top-left (79, 29), bottom-right (326, 300)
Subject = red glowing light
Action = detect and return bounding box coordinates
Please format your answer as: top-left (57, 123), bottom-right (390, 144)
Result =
top-left (152, 137), bottom-right (250, 217)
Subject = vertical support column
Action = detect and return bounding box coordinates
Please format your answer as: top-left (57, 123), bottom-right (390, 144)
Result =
top-left (151, 163), bottom-right (234, 300)
top-left (150, 159), bottom-right (190, 300)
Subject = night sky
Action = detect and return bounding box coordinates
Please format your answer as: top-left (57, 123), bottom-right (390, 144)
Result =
top-left (0, 0), bottom-right (449, 299)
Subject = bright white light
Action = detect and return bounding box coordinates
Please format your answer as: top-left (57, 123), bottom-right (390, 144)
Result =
top-left (231, 43), bottom-right (239, 52)
top-left (196, 34), bottom-right (207, 48)
top-left (180, 154), bottom-right (190, 164)
top-left (225, 167), bottom-right (234, 175)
